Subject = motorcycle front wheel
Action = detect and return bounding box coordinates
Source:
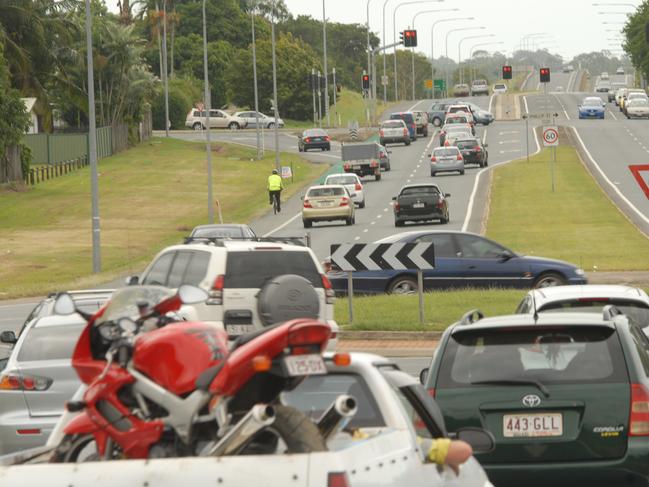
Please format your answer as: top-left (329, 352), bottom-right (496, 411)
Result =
top-left (51, 434), bottom-right (101, 462)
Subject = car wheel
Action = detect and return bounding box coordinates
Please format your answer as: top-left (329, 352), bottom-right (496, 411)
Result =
top-left (268, 122), bottom-right (275, 129)
top-left (430, 171), bottom-right (435, 177)
top-left (433, 118), bottom-right (442, 127)
top-left (395, 220), bottom-right (404, 227)
top-left (359, 200), bottom-right (366, 209)
top-left (424, 129), bottom-right (428, 137)
top-left (321, 147), bottom-right (325, 151)
top-left (228, 122), bottom-right (240, 130)
top-left (405, 139), bottom-right (411, 146)
top-left (303, 219), bottom-right (312, 228)
top-left (193, 122), bottom-right (204, 131)
top-left (375, 173), bottom-right (381, 181)
top-left (387, 276), bottom-right (418, 294)
top-left (533, 272), bottom-right (567, 288)
top-left (460, 170), bottom-right (465, 175)
top-left (346, 217), bottom-right (353, 226)
top-left (386, 163), bottom-right (391, 171)
top-left (298, 146), bottom-right (303, 152)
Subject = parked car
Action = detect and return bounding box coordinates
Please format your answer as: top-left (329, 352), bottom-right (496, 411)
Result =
top-left (421, 309), bottom-right (649, 486)
top-left (327, 230), bottom-right (587, 294)
top-left (393, 183), bottom-right (450, 226)
top-left (578, 97), bottom-right (606, 119)
top-left (470, 79), bottom-right (489, 96)
top-left (389, 112), bottom-right (417, 141)
top-left (453, 137), bottom-right (488, 168)
top-left (129, 241), bottom-right (338, 343)
top-left (377, 144), bottom-right (391, 171)
top-left (452, 84), bottom-right (470, 97)
top-left (185, 109), bottom-right (247, 130)
top-left (233, 111), bottom-right (284, 129)
top-left (617, 66), bottom-right (625, 75)
top-left (439, 123), bottom-right (472, 146)
top-left (302, 184), bottom-right (355, 228)
top-left (298, 128), bottom-right (331, 152)
top-left (324, 173), bottom-right (366, 208)
top-left (186, 224), bottom-right (257, 241)
top-left (515, 285), bottom-right (649, 325)
top-left (492, 83), bottom-right (507, 94)
top-left (379, 119), bottom-right (410, 146)
top-left (412, 110), bottom-right (429, 137)
top-left (626, 97), bottom-right (649, 119)
top-left (430, 146), bottom-right (465, 176)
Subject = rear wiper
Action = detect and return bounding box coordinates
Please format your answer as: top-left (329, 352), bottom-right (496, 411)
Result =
top-left (470, 378), bottom-right (550, 397)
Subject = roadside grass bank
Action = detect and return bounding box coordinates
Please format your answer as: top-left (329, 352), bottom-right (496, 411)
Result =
top-left (0, 137), bottom-right (326, 298)
top-left (486, 145), bottom-right (649, 271)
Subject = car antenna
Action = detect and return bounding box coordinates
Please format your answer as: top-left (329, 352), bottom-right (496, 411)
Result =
top-left (532, 290), bottom-right (539, 324)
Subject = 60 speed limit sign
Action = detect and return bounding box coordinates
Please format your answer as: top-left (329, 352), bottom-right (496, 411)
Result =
top-left (542, 126), bottom-right (559, 147)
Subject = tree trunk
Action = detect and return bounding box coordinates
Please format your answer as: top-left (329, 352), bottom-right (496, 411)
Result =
top-left (1, 146), bottom-right (23, 184)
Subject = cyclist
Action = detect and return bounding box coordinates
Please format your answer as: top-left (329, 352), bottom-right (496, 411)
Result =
top-left (267, 169), bottom-right (283, 213)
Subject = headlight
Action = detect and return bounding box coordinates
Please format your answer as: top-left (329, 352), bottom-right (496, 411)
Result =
top-left (575, 268), bottom-right (585, 276)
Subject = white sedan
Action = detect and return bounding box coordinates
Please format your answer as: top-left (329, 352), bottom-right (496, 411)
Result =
top-left (234, 111), bottom-right (284, 129)
top-left (324, 173), bottom-right (366, 208)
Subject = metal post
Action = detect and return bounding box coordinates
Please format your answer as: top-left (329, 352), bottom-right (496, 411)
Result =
top-left (84, 0), bottom-right (101, 273)
top-left (312, 68), bottom-right (317, 126)
top-left (332, 67), bottom-right (337, 127)
top-left (393, 20), bottom-right (398, 102)
top-left (202, 0), bottom-right (214, 224)
top-left (162, 0), bottom-right (170, 136)
top-left (271, 14), bottom-right (280, 172)
top-left (430, 27), bottom-right (435, 98)
top-left (317, 70), bottom-right (323, 128)
top-left (417, 269), bottom-right (424, 323)
top-left (251, 9), bottom-right (261, 160)
top-left (551, 112), bottom-right (556, 193)
top-left (347, 272), bottom-right (354, 324)
top-left (411, 47), bottom-right (416, 100)
top-left (382, 0), bottom-right (389, 104)
top-left (366, 0), bottom-right (372, 99)
top-left (322, 0), bottom-right (330, 127)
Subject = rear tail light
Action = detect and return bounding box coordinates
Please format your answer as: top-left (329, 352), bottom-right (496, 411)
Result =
top-left (436, 199), bottom-right (445, 209)
top-left (444, 141), bottom-right (450, 147)
top-left (403, 128), bottom-right (408, 136)
top-left (427, 388), bottom-right (436, 398)
top-left (355, 183), bottom-right (362, 191)
top-left (207, 274), bottom-right (224, 305)
top-left (457, 154), bottom-right (463, 160)
top-left (630, 384), bottom-right (649, 436)
top-left (370, 160), bottom-right (378, 168)
top-left (16, 429), bottom-right (41, 435)
top-left (303, 199), bottom-right (313, 208)
top-left (394, 202), bottom-right (400, 211)
top-left (252, 355), bottom-right (272, 372)
top-left (0, 373), bottom-right (52, 391)
top-left (343, 163), bottom-right (351, 171)
top-left (305, 137), bottom-right (312, 143)
top-left (321, 274), bottom-right (335, 304)
top-left (287, 322), bottom-right (331, 348)
top-left (430, 156), bottom-right (437, 163)
top-left (332, 353), bottom-right (351, 366)
top-left (474, 146), bottom-right (482, 151)
top-left (340, 197), bottom-right (349, 207)
top-left (324, 136), bottom-right (331, 141)
top-left (328, 472), bottom-right (350, 487)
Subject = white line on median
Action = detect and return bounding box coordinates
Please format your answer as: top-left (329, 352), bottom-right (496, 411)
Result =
top-left (262, 212), bottom-right (301, 237)
top-left (523, 96), bottom-right (530, 114)
top-left (488, 94), bottom-right (495, 114)
top-left (608, 110), bottom-right (618, 121)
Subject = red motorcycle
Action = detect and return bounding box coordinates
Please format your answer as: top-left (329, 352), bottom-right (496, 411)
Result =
top-left (50, 283), bottom-right (334, 462)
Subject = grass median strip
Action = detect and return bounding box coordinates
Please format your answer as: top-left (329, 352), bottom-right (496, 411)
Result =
top-left (0, 137), bottom-right (326, 298)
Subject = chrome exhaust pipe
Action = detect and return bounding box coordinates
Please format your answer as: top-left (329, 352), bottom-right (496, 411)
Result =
top-left (202, 404), bottom-right (275, 456)
top-left (317, 395), bottom-right (357, 441)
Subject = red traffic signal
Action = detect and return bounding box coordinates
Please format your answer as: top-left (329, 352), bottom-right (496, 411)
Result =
top-left (362, 74), bottom-right (370, 90)
top-left (401, 29), bottom-right (418, 47)
top-left (540, 67), bottom-right (551, 83)
top-left (502, 65), bottom-right (512, 80)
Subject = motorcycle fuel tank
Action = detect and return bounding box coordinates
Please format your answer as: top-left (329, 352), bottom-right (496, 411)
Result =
top-left (133, 323), bottom-right (229, 395)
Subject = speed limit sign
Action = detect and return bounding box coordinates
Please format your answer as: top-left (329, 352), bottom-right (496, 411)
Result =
top-left (542, 126), bottom-right (559, 147)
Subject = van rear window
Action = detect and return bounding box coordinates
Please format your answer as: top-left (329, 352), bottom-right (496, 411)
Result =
top-left (224, 251), bottom-right (321, 288)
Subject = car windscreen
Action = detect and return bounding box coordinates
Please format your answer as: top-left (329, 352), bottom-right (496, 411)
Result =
top-left (224, 251), bottom-right (321, 288)
top-left (382, 120), bottom-right (404, 129)
top-left (433, 148), bottom-right (459, 157)
top-left (401, 186), bottom-right (439, 196)
top-left (326, 176), bottom-right (358, 186)
top-left (446, 117), bottom-right (468, 124)
top-left (281, 372), bottom-right (385, 428)
top-left (437, 326), bottom-right (627, 388)
top-left (629, 98), bottom-right (649, 106)
top-left (494, 84), bottom-right (506, 89)
top-left (18, 323), bottom-right (85, 361)
top-left (583, 99), bottom-right (602, 107)
top-left (307, 187), bottom-right (345, 197)
top-left (192, 226), bottom-right (243, 238)
top-left (539, 299), bottom-right (649, 326)
top-left (456, 140), bottom-right (479, 150)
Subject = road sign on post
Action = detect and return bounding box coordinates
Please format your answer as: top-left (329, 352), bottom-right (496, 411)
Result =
top-left (330, 243), bottom-right (435, 324)
top-left (542, 126), bottom-right (559, 147)
top-left (424, 79), bottom-right (433, 89)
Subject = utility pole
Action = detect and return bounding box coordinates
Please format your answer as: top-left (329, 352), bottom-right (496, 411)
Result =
top-left (317, 70), bottom-right (323, 128)
top-left (202, 0), bottom-right (214, 224)
top-left (162, 0), bottom-right (170, 136)
top-left (322, 0), bottom-right (330, 127)
top-left (270, 8), bottom-right (280, 172)
top-left (312, 68), bottom-right (317, 126)
top-left (332, 67), bottom-right (338, 127)
top-left (84, 0), bottom-right (101, 272)
top-left (251, 7), bottom-right (261, 159)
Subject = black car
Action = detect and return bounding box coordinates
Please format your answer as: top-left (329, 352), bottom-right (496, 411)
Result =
top-left (453, 137), bottom-right (488, 167)
top-left (393, 184), bottom-right (450, 227)
top-left (298, 128), bottom-right (331, 152)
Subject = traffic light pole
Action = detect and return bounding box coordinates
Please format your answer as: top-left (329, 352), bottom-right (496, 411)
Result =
top-left (332, 67), bottom-right (338, 127)
top-left (312, 68), bottom-right (317, 127)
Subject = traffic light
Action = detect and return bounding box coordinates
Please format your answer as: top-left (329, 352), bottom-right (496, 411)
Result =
top-left (362, 74), bottom-right (370, 90)
top-left (502, 65), bottom-right (512, 80)
top-left (400, 29), bottom-right (417, 47)
top-left (540, 67), bottom-right (551, 83)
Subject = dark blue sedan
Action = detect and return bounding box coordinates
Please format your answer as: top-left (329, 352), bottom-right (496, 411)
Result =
top-left (327, 231), bottom-right (587, 294)
top-left (578, 97), bottom-right (606, 119)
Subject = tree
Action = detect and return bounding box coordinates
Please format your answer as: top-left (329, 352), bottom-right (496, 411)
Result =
top-left (624, 3), bottom-right (649, 81)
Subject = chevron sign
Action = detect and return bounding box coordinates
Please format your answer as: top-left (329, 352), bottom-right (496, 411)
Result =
top-left (330, 243), bottom-right (435, 271)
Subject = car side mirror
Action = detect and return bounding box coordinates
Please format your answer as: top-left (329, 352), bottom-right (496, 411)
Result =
top-left (178, 284), bottom-right (209, 304)
top-left (0, 331), bottom-right (17, 344)
top-left (453, 427), bottom-right (496, 454)
top-left (392, 196), bottom-right (397, 201)
top-left (350, 193), bottom-right (357, 198)
top-left (499, 250), bottom-right (514, 261)
top-left (300, 195), bottom-right (304, 200)
top-left (444, 193), bottom-right (451, 198)
top-left (419, 367), bottom-right (429, 385)
top-left (126, 275), bottom-right (139, 286)
top-left (53, 292), bottom-right (76, 315)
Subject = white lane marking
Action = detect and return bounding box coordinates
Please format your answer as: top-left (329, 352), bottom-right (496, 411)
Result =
top-left (370, 221), bottom-right (376, 225)
top-left (554, 94), bottom-right (570, 120)
top-left (482, 128), bottom-right (488, 144)
top-left (499, 140), bottom-right (519, 145)
top-left (488, 94), bottom-right (495, 114)
top-left (523, 96), bottom-right (530, 114)
top-left (384, 208), bottom-right (388, 212)
top-left (262, 212), bottom-right (301, 237)
top-left (608, 110), bottom-right (618, 121)
top-left (406, 179), bottom-right (411, 183)
top-left (462, 123), bottom-right (541, 232)
top-left (354, 236), bottom-right (360, 241)
top-left (363, 229), bottom-right (368, 233)
top-left (499, 150), bottom-right (521, 154)
top-left (498, 131), bottom-right (519, 135)
top-left (377, 214), bottom-right (383, 218)
top-left (571, 127), bottom-right (649, 227)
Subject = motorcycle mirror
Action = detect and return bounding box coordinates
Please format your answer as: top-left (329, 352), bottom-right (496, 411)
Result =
top-left (53, 293), bottom-right (76, 316)
top-left (178, 285), bottom-right (209, 305)
top-left (118, 318), bottom-right (137, 334)
top-left (99, 323), bottom-right (121, 340)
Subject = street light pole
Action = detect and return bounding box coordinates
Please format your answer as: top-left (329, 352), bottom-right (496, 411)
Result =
top-left (444, 26), bottom-right (484, 96)
top-left (458, 34), bottom-right (493, 84)
top-left (322, 0), bottom-right (330, 127)
top-left (251, 6), bottom-right (261, 159)
top-left (430, 17), bottom-right (472, 98)
top-left (84, 0), bottom-right (101, 272)
top-left (366, 0), bottom-right (372, 82)
top-left (271, 3), bottom-right (280, 172)
top-left (382, 0), bottom-right (391, 103)
top-left (202, 0), bottom-right (214, 224)
top-left (162, 0), bottom-right (170, 136)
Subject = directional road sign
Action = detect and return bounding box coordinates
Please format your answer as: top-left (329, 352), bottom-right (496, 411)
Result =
top-left (330, 243), bottom-right (435, 272)
top-left (542, 126), bottom-right (559, 147)
top-left (433, 79), bottom-right (446, 91)
top-left (424, 79), bottom-right (433, 89)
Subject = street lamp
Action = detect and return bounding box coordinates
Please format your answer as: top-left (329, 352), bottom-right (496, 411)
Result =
top-left (444, 26), bottom-right (484, 94)
top-left (468, 41), bottom-right (504, 82)
top-left (429, 17), bottom-right (473, 97)
top-left (391, 0), bottom-right (442, 101)
top-left (250, 3), bottom-right (261, 160)
top-left (382, 0), bottom-right (393, 103)
top-left (322, 0), bottom-right (330, 127)
top-left (520, 32), bottom-right (548, 51)
top-left (592, 2), bottom-right (637, 7)
top-left (458, 33), bottom-right (494, 84)
top-left (409, 8), bottom-right (459, 100)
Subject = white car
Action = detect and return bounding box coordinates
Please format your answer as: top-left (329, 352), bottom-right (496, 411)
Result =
top-left (626, 97), bottom-right (649, 119)
top-left (324, 173), bottom-right (366, 208)
top-left (379, 119), bottom-right (410, 146)
top-left (515, 285), bottom-right (649, 325)
top-left (233, 111), bottom-right (284, 129)
top-left (185, 109), bottom-right (247, 130)
top-left (492, 83), bottom-right (507, 95)
top-left (128, 241), bottom-right (339, 345)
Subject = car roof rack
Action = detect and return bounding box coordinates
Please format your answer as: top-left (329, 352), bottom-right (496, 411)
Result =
top-left (602, 304), bottom-right (624, 321)
top-left (458, 309), bottom-right (484, 326)
top-left (183, 235), bottom-right (310, 247)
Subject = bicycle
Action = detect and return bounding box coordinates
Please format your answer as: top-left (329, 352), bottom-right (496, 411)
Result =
top-left (271, 191), bottom-right (281, 214)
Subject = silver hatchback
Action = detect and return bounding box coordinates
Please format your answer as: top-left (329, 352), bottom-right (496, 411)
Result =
top-left (430, 146), bottom-right (465, 176)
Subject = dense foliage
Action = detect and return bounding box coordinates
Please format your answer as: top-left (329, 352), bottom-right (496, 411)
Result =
top-left (624, 2), bottom-right (649, 82)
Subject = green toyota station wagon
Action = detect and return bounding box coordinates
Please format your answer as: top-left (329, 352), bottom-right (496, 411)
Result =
top-left (422, 309), bottom-right (649, 487)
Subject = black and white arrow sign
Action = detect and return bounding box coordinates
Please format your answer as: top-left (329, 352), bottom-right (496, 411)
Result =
top-left (330, 243), bottom-right (435, 271)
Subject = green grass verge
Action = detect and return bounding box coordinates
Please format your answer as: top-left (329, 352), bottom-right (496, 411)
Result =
top-left (486, 145), bottom-right (649, 271)
top-left (0, 137), bottom-right (326, 298)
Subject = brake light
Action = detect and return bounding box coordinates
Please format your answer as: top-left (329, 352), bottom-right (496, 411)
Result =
top-left (436, 200), bottom-right (445, 209)
top-left (16, 429), bottom-right (41, 435)
top-left (340, 197), bottom-right (349, 207)
top-left (474, 146), bottom-right (482, 152)
top-left (394, 202), bottom-right (400, 211)
top-left (457, 154), bottom-right (463, 160)
top-left (207, 274), bottom-right (224, 305)
top-left (444, 141), bottom-right (450, 147)
top-left (355, 183), bottom-right (362, 191)
top-left (305, 137), bottom-right (312, 143)
top-left (370, 160), bottom-right (378, 168)
top-left (403, 128), bottom-right (408, 136)
top-left (321, 274), bottom-right (335, 304)
top-left (427, 388), bottom-right (436, 398)
top-left (380, 129), bottom-right (384, 136)
top-left (287, 322), bottom-right (331, 347)
top-left (328, 472), bottom-right (350, 487)
top-left (578, 297), bottom-right (609, 302)
top-left (303, 199), bottom-right (313, 208)
top-left (630, 384), bottom-right (649, 436)
top-left (343, 163), bottom-right (351, 171)
top-left (324, 136), bottom-right (331, 141)
top-left (0, 373), bottom-right (52, 391)
top-left (430, 156), bottom-right (437, 163)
